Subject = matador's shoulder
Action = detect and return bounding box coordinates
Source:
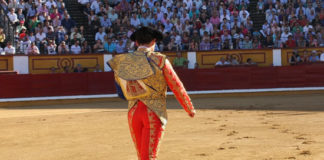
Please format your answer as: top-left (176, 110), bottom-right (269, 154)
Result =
top-left (107, 54), bottom-right (125, 71)
top-left (147, 51), bottom-right (166, 69)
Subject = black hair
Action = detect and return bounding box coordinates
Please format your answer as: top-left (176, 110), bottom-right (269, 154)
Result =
top-left (130, 27), bottom-right (163, 44)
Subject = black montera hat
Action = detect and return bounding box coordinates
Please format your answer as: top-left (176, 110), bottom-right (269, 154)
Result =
top-left (130, 27), bottom-right (163, 44)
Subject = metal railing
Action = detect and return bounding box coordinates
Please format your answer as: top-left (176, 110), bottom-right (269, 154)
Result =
top-left (0, 4), bottom-right (16, 49)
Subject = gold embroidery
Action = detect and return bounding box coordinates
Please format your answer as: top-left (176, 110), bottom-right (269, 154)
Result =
top-left (147, 51), bottom-right (166, 69)
top-left (163, 60), bottom-right (194, 114)
top-left (128, 105), bottom-right (140, 158)
top-left (108, 52), bottom-right (154, 80)
top-left (147, 108), bottom-right (165, 159)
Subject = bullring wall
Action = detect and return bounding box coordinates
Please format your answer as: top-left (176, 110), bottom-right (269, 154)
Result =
top-left (0, 47), bottom-right (323, 74)
top-left (1, 64), bottom-right (324, 98)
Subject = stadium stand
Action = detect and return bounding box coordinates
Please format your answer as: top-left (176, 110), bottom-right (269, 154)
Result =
top-left (0, 0), bottom-right (322, 57)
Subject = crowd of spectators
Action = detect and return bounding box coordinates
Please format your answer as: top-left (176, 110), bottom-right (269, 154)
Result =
top-left (259, 0), bottom-right (324, 49)
top-left (0, 0), bottom-right (323, 55)
top-left (290, 49), bottom-right (324, 65)
top-left (0, 0), bottom-right (88, 55)
top-left (82, 0), bottom-right (257, 52)
top-left (80, 0), bottom-right (324, 53)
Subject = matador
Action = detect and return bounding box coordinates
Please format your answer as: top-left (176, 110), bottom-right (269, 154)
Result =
top-left (108, 27), bottom-right (196, 160)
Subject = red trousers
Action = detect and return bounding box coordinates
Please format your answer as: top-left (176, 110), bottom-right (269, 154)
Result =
top-left (128, 101), bottom-right (164, 160)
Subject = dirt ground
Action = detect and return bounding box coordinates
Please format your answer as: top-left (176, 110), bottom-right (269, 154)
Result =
top-left (0, 93), bottom-right (324, 160)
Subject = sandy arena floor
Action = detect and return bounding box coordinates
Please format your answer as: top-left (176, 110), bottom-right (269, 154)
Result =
top-left (0, 93), bottom-right (324, 160)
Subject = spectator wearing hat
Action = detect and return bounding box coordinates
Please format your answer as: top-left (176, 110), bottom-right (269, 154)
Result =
top-left (16, 20), bottom-right (27, 33)
top-left (19, 28), bottom-right (27, 41)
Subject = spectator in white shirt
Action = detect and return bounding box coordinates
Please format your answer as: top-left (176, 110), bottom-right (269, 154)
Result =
top-left (28, 32), bottom-right (36, 43)
top-left (25, 42), bottom-right (40, 55)
top-left (95, 27), bottom-right (106, 43)
top-left (47, 40), bottom-right (57, 55)
top-left (239, 7), bottom-right (250, 18)
top-left (4, 42), bottom-right (16, 55)
top-left (71, 41), bottom-right (81, 54)
top-left (160, 1), bottom-right (168, 13)
top-left (100, 15), bottom-right (112, 29)
top-left (45, 0), bottom-right (57, 9)
top-left (220, 11), bottom-right (230, 23)
top-left (280, 29), bottom-right (292, 43)
top-left (91, 0), bottom-right (101, 14)
top-left (108, 9), bottom-right (118, 22)
top-left (303, 22), bottom-right (313, 33)
top-left (320, 52), bottom-right (324, 62)
top-left (35, 29), bottom-right (46, 48)
top-left (183, 0), bottom-right (192, 10)
top-left (130, 14), bottom-right (141, 27)
top-left (7, 8), bottom-right (19, 24)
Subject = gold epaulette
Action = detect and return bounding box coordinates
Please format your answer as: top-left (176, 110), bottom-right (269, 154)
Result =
top-left (108, 52), bottom-right (154, 80)
top-left (147, 52), bottom-right (166, 69)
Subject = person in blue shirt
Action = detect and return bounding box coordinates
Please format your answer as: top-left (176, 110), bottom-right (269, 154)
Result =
top-left (115, 39), bottom-right (126, 54)
top-left (104, 38), bottom-right (116, 54)
top-left (309, 50), bottom-right (320, 62)
top-left (140, 12), bottom-right (151, 27)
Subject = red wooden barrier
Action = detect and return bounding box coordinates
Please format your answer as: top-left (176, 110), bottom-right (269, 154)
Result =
top-left (1, 64), bottom-right (324, 98)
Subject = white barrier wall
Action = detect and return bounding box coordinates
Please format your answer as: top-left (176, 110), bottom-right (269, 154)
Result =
top-left (187, 52), bottom-right (197, 69)
top-left (13, 56), bottom-right (29, 74)
top-left (273, 49), bottom-right (282, 66)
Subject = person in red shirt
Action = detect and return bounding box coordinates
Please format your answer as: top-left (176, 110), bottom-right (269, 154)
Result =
top-left (19, 28), bottom-right (27, 40)
top-left (286, 35), bottom-right (296, 48)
